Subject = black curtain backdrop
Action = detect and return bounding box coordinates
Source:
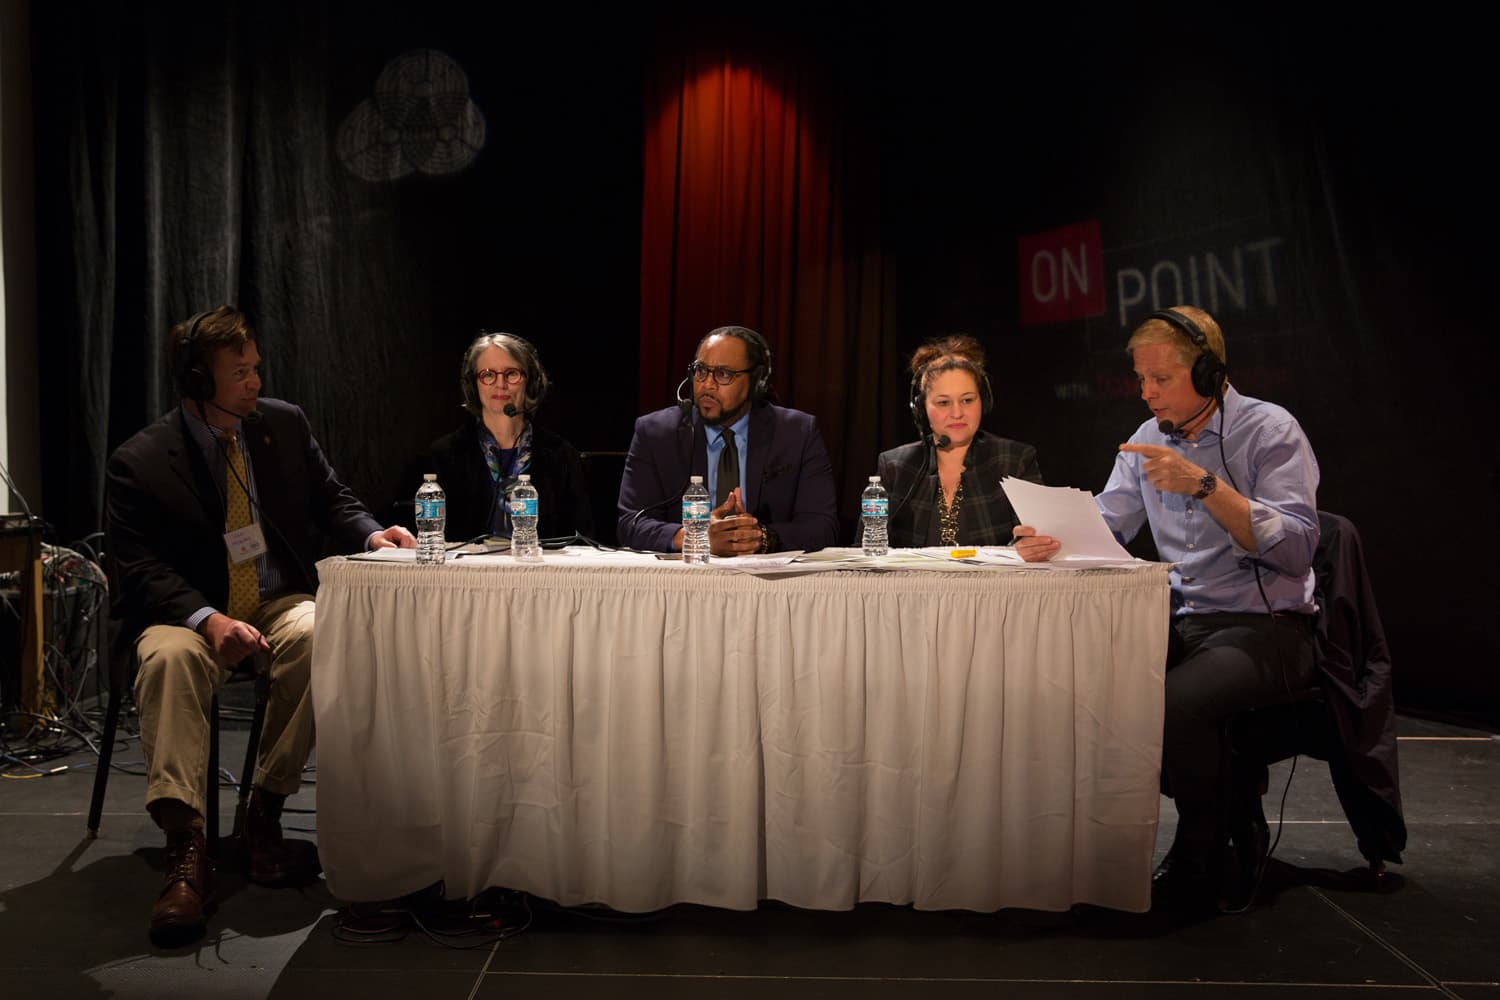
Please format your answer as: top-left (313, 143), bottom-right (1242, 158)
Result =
top-left (31, 4), bottom-right (1494, 726)
top-left (31, 1), bottom-right (645, 533)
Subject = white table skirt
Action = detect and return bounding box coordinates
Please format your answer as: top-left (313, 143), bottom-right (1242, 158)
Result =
top-left (311, 551), bottom-right (1170, 913)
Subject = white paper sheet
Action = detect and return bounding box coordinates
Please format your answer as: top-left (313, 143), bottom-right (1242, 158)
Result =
top-left (1000, 477), bottom-right (1134, 560)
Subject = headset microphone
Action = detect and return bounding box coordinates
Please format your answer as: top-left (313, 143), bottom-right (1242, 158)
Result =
top-left (203, 398), bottom-right (261, 424)
top-left (1157, 398), bottom-right (1214, 437)
top-left (933, 433), bottom-right (951, 448)
top-left (675, 375), bottom-right (693, 412)
top-left (503, 403), bottom-right (519, 418)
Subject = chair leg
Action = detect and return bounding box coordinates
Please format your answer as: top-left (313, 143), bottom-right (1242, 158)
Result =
top-left (207, 694), bottom-right (220, 856)
top-left (86, 684), bottom-right (123, 837)
top-left (232, 676), bottom-right (269, 841)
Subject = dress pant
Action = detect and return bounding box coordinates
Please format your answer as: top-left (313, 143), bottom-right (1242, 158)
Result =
top-left (134, 593), bottom-right (317, 819)
top-left (1163, 611), bottom-right (1317, 854)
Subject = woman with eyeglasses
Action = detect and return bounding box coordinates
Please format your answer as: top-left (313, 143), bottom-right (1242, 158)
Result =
top-left (414, 332), bottom-right (593, 544)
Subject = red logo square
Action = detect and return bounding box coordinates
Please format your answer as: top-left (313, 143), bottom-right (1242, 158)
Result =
top-left (1018, 220), bottom-right (1106, 324)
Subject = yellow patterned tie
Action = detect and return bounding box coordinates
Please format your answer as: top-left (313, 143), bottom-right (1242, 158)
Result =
top-left (223, 431), bottom-right (260, 620)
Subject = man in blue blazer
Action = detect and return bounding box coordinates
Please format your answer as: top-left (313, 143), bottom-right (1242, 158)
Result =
top-left (106, 306), bottom-right (414, 945)
top-left (617, 326), bottom-right (838, 555)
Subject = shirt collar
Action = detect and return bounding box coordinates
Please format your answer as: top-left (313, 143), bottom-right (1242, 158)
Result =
top-left (477, 417), bottom-right (522, 452)
top-left (705, 409), bottom-right (751, 446)
top-left (181, 402), bottom-right (240, 449)
top-left (1185, 384), bottom-right (1241, 444)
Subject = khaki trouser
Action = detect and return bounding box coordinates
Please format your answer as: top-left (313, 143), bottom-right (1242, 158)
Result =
top-left (134, 593), bottom-right (317, 819)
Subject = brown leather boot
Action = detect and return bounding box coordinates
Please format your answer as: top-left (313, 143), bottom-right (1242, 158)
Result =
top-left (150, 827), bottom-right (212, 946)
top-left (245, 787), bottom-right (321, 887)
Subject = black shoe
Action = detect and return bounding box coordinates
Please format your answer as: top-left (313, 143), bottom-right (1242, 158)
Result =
top-left (1151, 847), bottom-right (1222, 913)
top-left (245, 788), bottom-right (322, 887)
top-left (1229, 803), bottom-right (1271, 905)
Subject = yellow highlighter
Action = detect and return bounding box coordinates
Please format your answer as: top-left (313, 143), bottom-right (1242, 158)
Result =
top-left (949, 548), bottom-right (977, 559)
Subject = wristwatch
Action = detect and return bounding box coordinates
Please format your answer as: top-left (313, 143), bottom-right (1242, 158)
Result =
top-left (1192, 472), bottom-right (1218, 500)
top-left (758, 524), bottom-right (778, 554)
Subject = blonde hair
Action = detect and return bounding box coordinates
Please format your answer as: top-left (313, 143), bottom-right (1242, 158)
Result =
top-left (1126, 305), bottom-right (1226, 368)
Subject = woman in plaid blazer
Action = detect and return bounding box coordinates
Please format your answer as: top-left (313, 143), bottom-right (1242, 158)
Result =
top-left (877, 335), bottom-right (1043, 548)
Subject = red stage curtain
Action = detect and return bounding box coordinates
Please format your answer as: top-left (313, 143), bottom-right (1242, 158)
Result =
top-left (639, 47), bottom-right (895, 536)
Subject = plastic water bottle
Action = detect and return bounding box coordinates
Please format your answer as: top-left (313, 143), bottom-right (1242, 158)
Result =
top-left (415, 474), bottom-right (446, 565)
top-left (509, 474), bottom-right (542, 562)
top-left (861, 475), bottom-right (889, 557)
top-left (682, 475), bottom-right (710, 564)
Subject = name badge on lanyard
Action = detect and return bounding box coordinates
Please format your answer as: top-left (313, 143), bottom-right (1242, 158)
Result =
top-left (225, 522), bottom-right (268, 564)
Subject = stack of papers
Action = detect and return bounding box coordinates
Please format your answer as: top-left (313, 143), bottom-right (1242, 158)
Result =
top-left (1000, 477), bottom-right (1135, 563)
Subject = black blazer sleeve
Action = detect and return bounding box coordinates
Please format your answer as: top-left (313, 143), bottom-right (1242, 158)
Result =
top-left (406, 428), bottom-right (489, 542)
top-left (265, 402), bottom-right (383, 560)
top-left (106, 434), bottom-right (220, 634)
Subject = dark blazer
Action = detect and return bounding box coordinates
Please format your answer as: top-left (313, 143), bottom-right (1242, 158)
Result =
top-left (877, 430), bottom-right (1043, 547)
top-left (1311, 510), bottom-right (1406, 864)
top-left (616, 402), bottom-right (839, 553)
top-left (105, 398), bottom-right (382, 643)
top-left (411, 419), bottom-right (593, 542)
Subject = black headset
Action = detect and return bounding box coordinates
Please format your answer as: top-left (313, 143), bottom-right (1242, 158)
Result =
top-left (908, 356), bottom-right (994, 440)
top-left (173, 310), bottom-right (217, 402)
top-left (1147, 308), bottom-right (1228, 400)
top-left (701, 325), bottom-right (775, 401)
top-left (461, 332), bottom-right (551, 414)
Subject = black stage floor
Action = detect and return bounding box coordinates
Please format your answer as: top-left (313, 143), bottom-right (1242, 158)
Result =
top-left (2, 687), bottom-right (1495, 1000)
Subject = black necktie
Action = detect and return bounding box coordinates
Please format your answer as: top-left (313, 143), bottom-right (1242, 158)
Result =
top-left (717, 428), bottom-right (740, 507)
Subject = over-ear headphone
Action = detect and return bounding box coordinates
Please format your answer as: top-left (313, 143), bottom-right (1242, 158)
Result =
top-left (173, 310), bottom-right (216, 402)
top-left (908, 357), bottom-right (994, 439)
top-left (461, 332), bottom-right (551, 415)
top-left (1147, 308), bottom-right (1227, 400)
top-left (703, 325), bottom-right (774, 402)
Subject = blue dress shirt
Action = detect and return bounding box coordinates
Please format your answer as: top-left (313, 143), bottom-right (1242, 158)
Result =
top-left (705, 410), bottom-right (752, 510)
top-left (1095, 385), bottom-right (1319, 616)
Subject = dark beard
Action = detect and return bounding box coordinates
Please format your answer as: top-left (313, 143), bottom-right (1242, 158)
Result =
top-left (697, 396), bottom-right (749, 427)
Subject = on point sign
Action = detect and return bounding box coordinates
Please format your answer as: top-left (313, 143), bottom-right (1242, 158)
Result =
top-left (1018, 219), bottom-right (1105, 325)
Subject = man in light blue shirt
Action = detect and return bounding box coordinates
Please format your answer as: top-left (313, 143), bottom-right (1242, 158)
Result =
top-left (1016, 306), bottom-right (1320, 912)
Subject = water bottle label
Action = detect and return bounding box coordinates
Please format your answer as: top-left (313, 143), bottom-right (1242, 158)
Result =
top-left (682, 500), bottom-right (710, 522)
top-left (509, 497), bottom-right (539, 517)
top-left (416, 498), bottom-right (446, 519)
top-left (861, 498), bottom-right (888, 516)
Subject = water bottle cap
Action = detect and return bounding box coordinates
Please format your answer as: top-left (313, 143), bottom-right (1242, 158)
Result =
top-left (690, 475), bottom-right (704, 484)
top-left (423, 473), bottom-right (437, 481)
top-left (869, 476), bottom-right (880, 483)
top-left (518, 474), bottom-right (531, 482)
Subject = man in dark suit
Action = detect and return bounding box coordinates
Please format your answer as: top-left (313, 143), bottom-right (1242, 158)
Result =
top-left (106, 306), bottom-right (414, 945)
top-left (616, 326), bottom-right (838, 555)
